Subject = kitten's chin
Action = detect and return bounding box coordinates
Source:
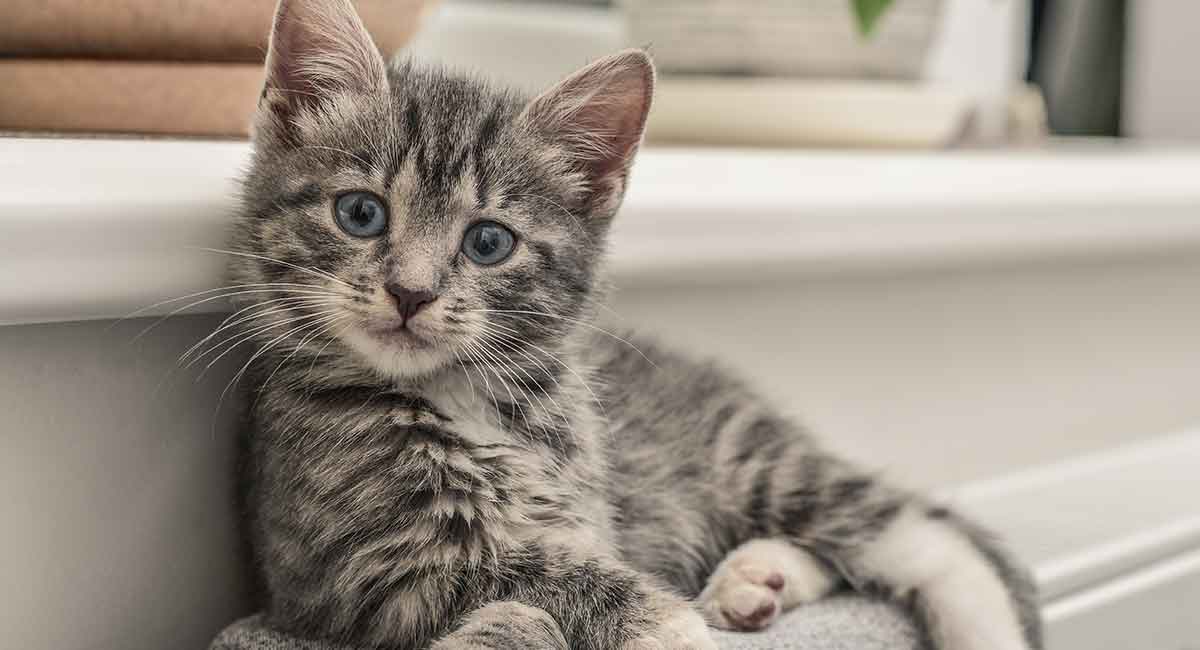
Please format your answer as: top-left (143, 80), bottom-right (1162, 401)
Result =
top-left (340, 327), bottom-right (452, 380)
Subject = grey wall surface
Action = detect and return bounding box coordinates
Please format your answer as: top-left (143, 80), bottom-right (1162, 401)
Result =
top-left (0, 314), bottom-right (253, 650)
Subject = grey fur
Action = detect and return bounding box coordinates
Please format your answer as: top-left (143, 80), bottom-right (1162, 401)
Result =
top-left (223, 2), bottom-right (1042, 648)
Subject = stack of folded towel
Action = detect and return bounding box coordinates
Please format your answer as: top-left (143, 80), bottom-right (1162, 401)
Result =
top-left (0, 0), bottom-right (428, 136)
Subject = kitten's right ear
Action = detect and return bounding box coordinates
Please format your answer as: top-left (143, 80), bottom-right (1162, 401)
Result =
top-left (256, 0), bottom-right (388, 141)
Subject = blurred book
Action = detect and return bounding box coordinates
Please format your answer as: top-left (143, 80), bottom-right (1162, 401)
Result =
top-left (0, 0), bottom-right (428, 62)
top-left (0, 60), bottom-right (262, 137)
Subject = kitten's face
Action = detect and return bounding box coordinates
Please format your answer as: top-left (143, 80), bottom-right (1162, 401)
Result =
top-left (230, 0), bottom-right (652, 381)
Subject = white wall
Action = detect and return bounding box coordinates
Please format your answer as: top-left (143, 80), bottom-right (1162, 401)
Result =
top-left (1124, 0), bottom-right (1200, 138)
top-left (611, 251), bottom-right (1200, 488)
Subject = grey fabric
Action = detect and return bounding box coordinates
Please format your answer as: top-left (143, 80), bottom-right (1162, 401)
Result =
top-left (211, 597), bottom-right (921, 649)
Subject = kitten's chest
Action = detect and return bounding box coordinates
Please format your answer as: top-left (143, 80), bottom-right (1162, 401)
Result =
top-left (261, 386), bottom-right (561, 562)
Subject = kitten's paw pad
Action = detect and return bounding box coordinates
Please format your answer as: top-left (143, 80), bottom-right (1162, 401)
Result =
top-left (700, 579), bottom-right (780, 631)
top-left (722, 582), bottom-right (781, 631)
top-left (699, 539), bottom-right (835, 631)
top-left (625, 608), bottom-right (717, 650)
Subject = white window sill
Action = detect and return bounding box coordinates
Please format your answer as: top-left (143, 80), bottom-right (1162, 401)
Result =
top-left (2, 137), bottom-right (1200, 325)
top-left (950, 429), bottom-right (1200, 649)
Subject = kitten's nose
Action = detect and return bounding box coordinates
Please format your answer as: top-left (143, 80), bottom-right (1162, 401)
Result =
top-left (384, 282), bottom-right (438, 321)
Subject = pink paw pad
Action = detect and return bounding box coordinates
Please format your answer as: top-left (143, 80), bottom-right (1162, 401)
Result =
top-left (764, 573), bottom-right (785, 591)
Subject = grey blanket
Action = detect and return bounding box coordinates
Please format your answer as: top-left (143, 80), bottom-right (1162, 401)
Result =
top-left (211, 596), bottom-right (922, 649)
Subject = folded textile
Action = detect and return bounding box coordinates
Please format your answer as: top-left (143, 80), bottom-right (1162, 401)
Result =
top-left (211, 596), bottom-right (924, 650)
top-left (0, 0), bottom-right (428, 62)
top-left (0, 60), bottom-right (262, 136)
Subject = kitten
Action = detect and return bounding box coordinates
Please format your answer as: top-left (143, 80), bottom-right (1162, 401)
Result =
top-left (228, 1), bottom-right (1042, 648)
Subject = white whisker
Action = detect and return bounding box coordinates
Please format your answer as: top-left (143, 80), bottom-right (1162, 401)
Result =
top-left (113, 281), bottom-right (342, 329)
top-left (194, 308), bottom-right (344, 374)
top-left (193, 247), bottom-right (353, 288)
top-left (179, 296), bottom-right (342, 366)
top-left (134, 286), bottom-right (344, 342)
top-left (466, 308), bottom-right (657, 368)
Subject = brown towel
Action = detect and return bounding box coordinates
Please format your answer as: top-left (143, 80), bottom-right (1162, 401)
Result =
top-left (0, 60), bottom-right (263, 137)
top-left (0, 0), bottom-right (428, 62)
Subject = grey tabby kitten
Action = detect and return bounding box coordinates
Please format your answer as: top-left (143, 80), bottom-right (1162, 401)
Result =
top-left (229, 1), bottom-right (1042, 649)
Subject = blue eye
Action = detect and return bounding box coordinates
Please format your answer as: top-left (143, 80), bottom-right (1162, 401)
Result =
top-left (461, 221), bottom-right (516, 265)
top-left (334, 191), bottom-right (388, 238)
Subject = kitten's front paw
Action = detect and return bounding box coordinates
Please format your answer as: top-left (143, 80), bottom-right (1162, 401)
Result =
top-left (431, 601), bottom-right (567, 650)
top-left (699, 539), bottom-right (835, 631)
top-left (624, 608), bottom-right (717, 650)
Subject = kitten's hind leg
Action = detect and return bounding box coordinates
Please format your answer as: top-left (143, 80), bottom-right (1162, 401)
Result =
top-left (430, 601), bottom-right (568, 650)
top-left (764, 452), bottom-right (1043, 650)
top-left (698, 538), bottom-right (836, 631)
top-left (841, 504), bottom-right (1041, 650)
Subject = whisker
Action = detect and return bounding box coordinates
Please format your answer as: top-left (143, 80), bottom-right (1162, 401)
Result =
top-left (185, 307), bottom-right (319, 370)
top-left (450, 348), bottom-right (476, 402)
top-left (113, 281), bottom-right (341, 325)
top-left (255, 314), bottom-right (350, 405)
top-left (179, 296), bottom-right (341, 367)
top-left (209, 311), bottom-right (345, 438)
top-left (193, 308), bottom-right (343, 374)
top-left (461, 340), bottom-right (539, 455)
top-left (477, 323), bottom-right (559, 381)
top-left (476, 321), bottom-right (609, 427)
top-left (302, 319), bottom-right (357, 384)
top-left (476, 326), bottom-right (571, 426)
top-left (472, 336), bottom-right (546, 433)
top-left (465, 308), bottom-right (657, 369)
top-left (466, 341), bottom-right (522, 420)
top-left (133, 286), bottom-right (344, 342)
top-left (459, 341), bottom-right (501, 424)
top-left (193, 247), bottom-right (353, 288)
top-left (217, 310), bottom-right (346, 407)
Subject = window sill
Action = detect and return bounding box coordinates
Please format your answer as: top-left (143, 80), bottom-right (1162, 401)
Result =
top-left (2, 137), bottom-right (1200, 325)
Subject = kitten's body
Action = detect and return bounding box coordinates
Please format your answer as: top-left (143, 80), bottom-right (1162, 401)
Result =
top-left (232, 2), bottom-right (1043, 648)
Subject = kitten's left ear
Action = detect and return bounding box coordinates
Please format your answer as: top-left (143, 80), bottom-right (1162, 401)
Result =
top-left (522, 50), bottom-right (655, 214)
top-left (257, 0), bottom-right (388, 141)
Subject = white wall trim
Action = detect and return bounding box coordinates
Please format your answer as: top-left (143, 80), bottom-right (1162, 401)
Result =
top-left (3, 137), bottom-right (1200, 325)
top-left (947, 428), bottom-right (1200, 602)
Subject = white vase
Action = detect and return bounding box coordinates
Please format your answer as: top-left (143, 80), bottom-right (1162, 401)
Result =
top-left (620, 0), bottom-right (944, 79)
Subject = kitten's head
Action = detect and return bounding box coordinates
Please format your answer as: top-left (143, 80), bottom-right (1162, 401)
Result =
top-left (230, 0), bottom-right (652, 381)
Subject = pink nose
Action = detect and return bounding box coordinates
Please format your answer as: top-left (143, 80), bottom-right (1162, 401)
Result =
top-left (384, 283), bottom-right (437, 321)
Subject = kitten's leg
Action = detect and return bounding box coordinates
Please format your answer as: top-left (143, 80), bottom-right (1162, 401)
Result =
top-left (833, 502), bottom-right (1041, 650)
top-left (503, 545), bottom-right (717, 650)
top-left (698, 538), bottom-right (836, 631)
top-left (430, 601), bottom-right (568, 650)
top-left (762, 451), bottom-right (1042, 650)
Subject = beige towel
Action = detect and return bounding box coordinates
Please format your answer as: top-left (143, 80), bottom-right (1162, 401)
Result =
top-left (0, 60), bottom-right (263, 137)
top-left (0, 0), bottom-right (428, 62)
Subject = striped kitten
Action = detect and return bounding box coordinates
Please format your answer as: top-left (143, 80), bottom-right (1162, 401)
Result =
top-left (229, 1), bottom-right (1042, 649)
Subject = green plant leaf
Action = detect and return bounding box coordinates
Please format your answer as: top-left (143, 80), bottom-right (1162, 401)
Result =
top-left (851, 0), bottom-right (895, 36)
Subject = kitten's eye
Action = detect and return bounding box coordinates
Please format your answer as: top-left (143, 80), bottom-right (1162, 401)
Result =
top-left (333, 191), bottom-right (388, 238)
top-left (461, 221), bottom-right (516, 265)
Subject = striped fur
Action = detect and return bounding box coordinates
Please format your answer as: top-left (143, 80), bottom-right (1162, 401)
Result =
top-left (226, 2), bottom-right (1042, 649)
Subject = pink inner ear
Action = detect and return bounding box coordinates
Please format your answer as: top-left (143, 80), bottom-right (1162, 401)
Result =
top-left (260, 0), bottom-right (387, 124)
top-left (527, 50), bottom-right (655, 183)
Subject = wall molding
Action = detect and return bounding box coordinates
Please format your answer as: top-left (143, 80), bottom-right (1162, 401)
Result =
top-left (4, 138), bottom-right (1200, 324)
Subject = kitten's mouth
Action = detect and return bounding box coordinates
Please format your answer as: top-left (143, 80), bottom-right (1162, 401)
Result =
top-left (367, 322), bottom-right (431, 347)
